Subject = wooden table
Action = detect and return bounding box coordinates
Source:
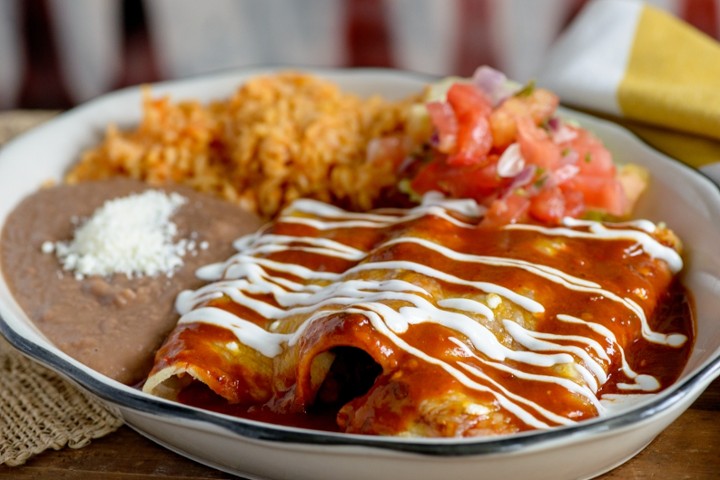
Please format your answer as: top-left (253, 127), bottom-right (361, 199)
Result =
top-left (0, 377), bottom-right (717, 479)
top-left (0, 112), bottom-right (718, 479)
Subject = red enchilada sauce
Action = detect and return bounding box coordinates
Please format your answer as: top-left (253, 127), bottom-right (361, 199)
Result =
top-left (147, 198), bottom-right (694, 436)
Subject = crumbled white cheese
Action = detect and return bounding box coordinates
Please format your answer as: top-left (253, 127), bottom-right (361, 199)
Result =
top-left (44, 190), bottom-right (196, 279)
top-left (40, 241), bottom-right (55, 254)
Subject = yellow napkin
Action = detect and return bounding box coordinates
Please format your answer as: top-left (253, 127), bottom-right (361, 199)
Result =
top-left (537, 0), bottom-right (720, 172)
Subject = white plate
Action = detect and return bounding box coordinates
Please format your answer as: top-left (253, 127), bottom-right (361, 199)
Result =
top-left (1, 68), bottom-right (719, 480)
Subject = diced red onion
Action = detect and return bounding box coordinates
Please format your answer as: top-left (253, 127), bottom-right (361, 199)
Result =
top-left (551, 124), bottom-right (578, 144)
top-left (547, 117), bottom-right (561, 131)
top-left (509, 165), bottom-right (537, 190)
top-left (500, 164), bottom-right (537, 199)
top-left (560, 148), bottom-right (579, 165)
top-left (472, 65), bottom-right (519, 107)
top-left (430, 131), bottom-right (440, 148)
top-left (497, 143), bottom-right (525, 178)
top-left (547, 117), bottom-right (578, 145)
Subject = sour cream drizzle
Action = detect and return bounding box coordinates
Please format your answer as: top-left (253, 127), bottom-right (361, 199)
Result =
top-left (176, 197), bottom-right (687, 429)
top-left (506, 219), bottom-right (683, 274)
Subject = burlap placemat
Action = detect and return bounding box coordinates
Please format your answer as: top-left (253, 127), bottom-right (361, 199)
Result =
top-left (0, 111), bottom-right (124, 466)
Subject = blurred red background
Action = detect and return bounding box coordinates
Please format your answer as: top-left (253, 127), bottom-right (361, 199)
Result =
top-left (7, 0), bottom-right (720, 110)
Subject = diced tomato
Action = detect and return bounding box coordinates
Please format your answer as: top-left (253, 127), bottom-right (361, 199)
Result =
top-left (441, 161), bottom-right (503, 201)
top-left (489, 88), bottom-right (559, 149)
top-left (516, 116), bottom-right (561, 170)
top-left (447, 82), bottom-right (492, 118)
top-left (529, 187), bottom-right (566, 224)
top-left (445, 83), bottom-right (493, 166)
top-left (483, 192), bottom-right (531, 227)
top-left (426, 101), bottom-right (457, 153)
top-left (566, 127), bottom-right (615, 177)
top-left (563, 175), bottom-right (628, 216)
top-left (410, 160), bottom-right (445, 193)
top-left (528, 187), bottom-right (585, 224)
top-left (410, 158), bottom-right (504, 202)
top-left (447, 116), bottom-right (492, 166)
top-left (561, 189), bottom-right (585, 218)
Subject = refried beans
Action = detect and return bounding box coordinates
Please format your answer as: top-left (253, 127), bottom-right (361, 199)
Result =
top-left (0, 178), bottom-right (262, 385)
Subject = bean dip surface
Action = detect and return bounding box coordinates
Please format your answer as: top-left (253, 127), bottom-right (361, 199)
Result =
top-left (0, 178), bottom-right (262, 385)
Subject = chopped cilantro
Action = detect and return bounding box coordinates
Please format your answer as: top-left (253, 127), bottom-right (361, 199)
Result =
top-left (584, 152), bottom-right (593, 163)
top-left (533, 176), bottom-right (547, 188)
top-left (398, 178), bottom-right (423, 203)
top-left (582, 210), bottom-right (606, 221)
top-left (583, 210), bottom-right (620, 222)
top-left (515, 80), bottom-right (536, 98)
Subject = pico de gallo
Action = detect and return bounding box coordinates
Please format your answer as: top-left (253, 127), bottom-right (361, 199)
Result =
top-left (399, 66), bottom-right (648, 227)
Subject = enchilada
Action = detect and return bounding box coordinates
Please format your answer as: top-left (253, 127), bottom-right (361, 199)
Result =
top-left (142, 194), bottom-right (692, 436)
